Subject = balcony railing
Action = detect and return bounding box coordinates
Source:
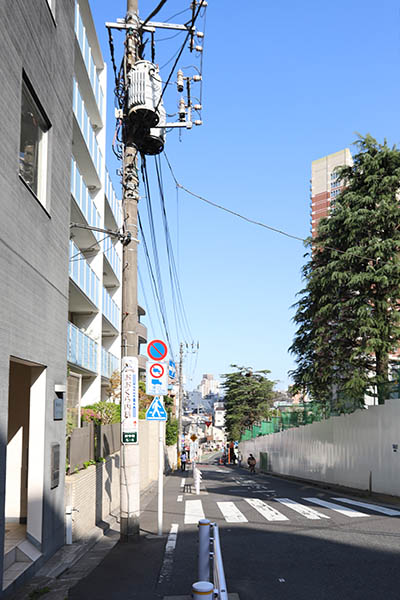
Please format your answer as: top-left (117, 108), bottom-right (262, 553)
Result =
top-left (103, 237), bottom-right (121, 281)
top-left (74, 1), bottom-right (104, 117)
top-left (105, 168), bottom-right (122, 228)
top-left (73, 80), bottom-right (103, 180)
top-left (101, 347), bottom-right (119, 379)
top-left (68, 322), bottom-right (98, 373)
top-left (69, 239), bottom-right (100, 307)
top-left (71, 157), bottom-right (101, 240)
top-left (102, 287), bottom-right (120, 330)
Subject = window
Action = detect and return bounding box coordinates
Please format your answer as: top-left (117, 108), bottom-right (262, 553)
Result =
top-left (19, 75), bottom-right (51, 205)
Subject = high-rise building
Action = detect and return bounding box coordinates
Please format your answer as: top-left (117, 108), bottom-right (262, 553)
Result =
top-left (311, 149), bottom-right (353, 238)
top-left (0, 0), bottom-right (75, 590)
top-left (198, 374), bottom-right (220, 398)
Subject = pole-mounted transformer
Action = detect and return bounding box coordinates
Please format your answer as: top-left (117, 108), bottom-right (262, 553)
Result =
top-left (127, 60), bottom-right (166, 155)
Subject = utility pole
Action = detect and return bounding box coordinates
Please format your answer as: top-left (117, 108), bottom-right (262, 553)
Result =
top-left (177, 342), bottom-right (184, 467)
top-left (120, 0), bottom-right (140, 543)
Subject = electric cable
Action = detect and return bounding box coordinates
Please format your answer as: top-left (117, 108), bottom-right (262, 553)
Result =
top-left (154, 155), bottom-right (193, 342)
top-left (138, 264), bottom-right (158, 340)
top-left (140, 0), bottom-right (169, 30)
top-left (69, 234), bottom-right (109, 262)
top-left (162, 152), bottom-right (379, 265)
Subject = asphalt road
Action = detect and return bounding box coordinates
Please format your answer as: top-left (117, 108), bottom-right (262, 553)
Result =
top-left (69, 457), bottom-right (400, 599)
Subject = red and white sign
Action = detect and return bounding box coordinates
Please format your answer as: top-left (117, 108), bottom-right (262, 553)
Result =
top-left (147, 339), bottom-right (168, 361)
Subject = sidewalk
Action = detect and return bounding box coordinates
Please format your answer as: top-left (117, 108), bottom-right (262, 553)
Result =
top-left (9, 481), bottom-right (157, 600)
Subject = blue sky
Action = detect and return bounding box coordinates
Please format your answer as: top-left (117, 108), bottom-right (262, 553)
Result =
top-left (91, 0), bottom-right (400, 391)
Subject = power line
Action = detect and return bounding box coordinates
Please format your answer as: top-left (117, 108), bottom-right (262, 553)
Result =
top-left (162, 152), bottom-right (379, 265)
top-left (140, 0), bottom-right (169, 30)
top-left (154, 154), bottom-right (193, 342)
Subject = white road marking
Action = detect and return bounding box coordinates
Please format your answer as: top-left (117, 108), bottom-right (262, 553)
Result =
top-left (245, 498), bottom-right (289, 521)
top-left (331, 497), bottom-right (400, 516)
top-left (180, 478), bottom-right (185, 488)
top-left (158, 523), bottom-right (179, 583)
top-left (184, 500), bottom-right (205, 524)
top-left (276, 498), bottom-right (330, 520)
top-left (177, 495), bottom-right (183, 502)
top-left (217, 502), bottom-right (248, 523)
top-left (304, 497), bottom-right (369, 517)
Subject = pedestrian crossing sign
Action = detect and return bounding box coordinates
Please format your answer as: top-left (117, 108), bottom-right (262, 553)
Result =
top-left (146, 396), bottom-right (167, 421)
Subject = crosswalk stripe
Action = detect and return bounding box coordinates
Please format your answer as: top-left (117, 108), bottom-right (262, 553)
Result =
top-left (245, 498), bottom-right (289, 521)
top-left (331, 497), bottom-right (400, 516)
top-left (184, 500), bottom-right (205, 524)
top-left (217, 502), bottom-right (248, 523)
top-left (180, 478), bottom-right (185, 488)
top-left (304, 497), bottom-right (369, 517)
top-left (275, 498), bottom-right (330, 520)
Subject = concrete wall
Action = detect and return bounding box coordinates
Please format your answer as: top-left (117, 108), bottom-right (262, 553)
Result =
top-left (240, 399), bottom-right (400, 497)
top-left (65, 420), bottom-right (168, 541)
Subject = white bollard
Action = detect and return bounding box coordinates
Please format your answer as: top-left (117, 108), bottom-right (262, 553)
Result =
top-left (66, 505), bottom-right (73, 545)
top-left (192, 581), bottom-right (214, 599)
top-left (198, 518), bottom-right (210, 582)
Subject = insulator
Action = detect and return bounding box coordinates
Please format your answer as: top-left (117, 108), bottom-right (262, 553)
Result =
top-left (178, 98), bottom-right (186, 122)
top-left (193, 104), bottom-right (202, 111)
top-left (193, 75), bottom-right (202, 82)
top-left (177, 69), bottom-right (184, 93)
top-left (194, 120), bottom-right (203, 126)
top-left (194, 45), bottom-right (203, 53)
top-left (196, 31), bottom-right (204, 38)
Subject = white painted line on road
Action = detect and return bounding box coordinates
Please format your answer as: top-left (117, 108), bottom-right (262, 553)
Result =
top-left (177, 495), bottom-right (183, 502)
top-left (331, 497), bottom-right (400, 516)
top-left (304, 497), bottom-right (369, 517)
top-left (158, 523), bottom-right (179, 584)
top-left (184, 500), bottom-right (205, 524)
top-left (180, 478), bottom-right (185, 488)
top-left (245, 498), bottom-right (289, 521)
top-left (217, 502), bottom-right (248, 523)
top-left (276, 498), bottom-right (330, 520)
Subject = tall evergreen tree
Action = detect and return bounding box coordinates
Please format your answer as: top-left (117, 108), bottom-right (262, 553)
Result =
top-left (221, 365), bottom-right (275, 440)
top-left (290, 135), bottom-right (400, 406)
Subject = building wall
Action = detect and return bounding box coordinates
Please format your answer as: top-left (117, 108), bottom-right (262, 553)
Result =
top-left (0, 0), bottom-right (75, 584)
top-left (240, 399), bottom-right (400, 497)
top-left (65, 420), bottom-right (165, 541)
top-left (311, 148), bottom-right (353, 237)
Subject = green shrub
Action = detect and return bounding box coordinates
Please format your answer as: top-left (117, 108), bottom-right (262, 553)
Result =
top-left (166, 418), bottom-right (178, 446)
top-left (81, 401), bottom-right (120, 425)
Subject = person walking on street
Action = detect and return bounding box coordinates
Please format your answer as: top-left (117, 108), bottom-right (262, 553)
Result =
top-left (181, 450), bottom-right (187, 471)
top-left (247, 453), bottom-right (256, 474)
top-left (237, 450), bottom-right (243, 467)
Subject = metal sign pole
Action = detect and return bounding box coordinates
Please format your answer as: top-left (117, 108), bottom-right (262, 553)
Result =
top-left (158, 417), bottom-right (164, 536)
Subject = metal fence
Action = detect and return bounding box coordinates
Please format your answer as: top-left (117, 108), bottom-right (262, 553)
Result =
top-left (194, 519), bottom-right (228, 600)
top-left (66, 422), bottom-right (120, 473)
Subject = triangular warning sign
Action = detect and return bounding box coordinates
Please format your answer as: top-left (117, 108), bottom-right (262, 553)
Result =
top-left (146, 396), bottom-right (167, 421)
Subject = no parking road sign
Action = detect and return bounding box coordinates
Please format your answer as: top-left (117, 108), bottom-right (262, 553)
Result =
top-left (147, 339), bottom-right (168, 361)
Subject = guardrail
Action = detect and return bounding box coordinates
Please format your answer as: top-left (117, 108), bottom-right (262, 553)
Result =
top-left (193, 518), bottom-right (228, 600)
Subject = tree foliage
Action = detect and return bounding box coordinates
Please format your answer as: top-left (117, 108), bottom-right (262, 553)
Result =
top-left (290, 135), bottom-right (400, 406)
top-left (221, 365), bottom-right (276, 440)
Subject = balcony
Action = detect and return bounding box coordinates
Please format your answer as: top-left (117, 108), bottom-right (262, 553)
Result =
top-left (137, 321), bottom-right (147, 345)
top-left (103, 237), bottom-right (121, 286)
top-left (69, 239), bottom-right (100, 310)
top-left (138, 354), bottom-right (147, 372)
top-left (101, 347), bottom-right (119, 379)
top-left (70, 157), bottom-right (102, 248)
top-left (74, 1), bottom-right (104, 123)
top-left (67, 321), bottom-right (98, 374)
top-left (105, 169), bottom-right (123, 229)
top-left (73, 80), bottom-right (103, 188)
top-left (102, 286), bottom-right (120, 332)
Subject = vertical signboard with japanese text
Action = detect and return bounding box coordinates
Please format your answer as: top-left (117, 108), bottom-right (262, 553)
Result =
top-left (121, 356), bottom-right (139, 444)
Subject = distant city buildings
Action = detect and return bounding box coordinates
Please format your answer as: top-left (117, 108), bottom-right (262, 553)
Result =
top-left (311, 149), bottom-right (353, 237)
top-left (198, 373), bottom-right (220, 397)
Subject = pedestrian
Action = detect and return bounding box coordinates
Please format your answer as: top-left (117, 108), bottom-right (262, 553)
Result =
top-left (181, 450), bottom-right (187, 471)
top-left (247, 453), bottom-right (256, 474)
top-left (237, 450), bottom-right (243, 468)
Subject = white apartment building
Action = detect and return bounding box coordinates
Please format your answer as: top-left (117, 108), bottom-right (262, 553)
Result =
top-left (67, 0), bottom-right (147, 423)
top-left (198, 373), bottom-right (220, 398)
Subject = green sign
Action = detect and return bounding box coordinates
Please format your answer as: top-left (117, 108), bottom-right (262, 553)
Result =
top-left (122, 431), bottom-right (137, 444)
